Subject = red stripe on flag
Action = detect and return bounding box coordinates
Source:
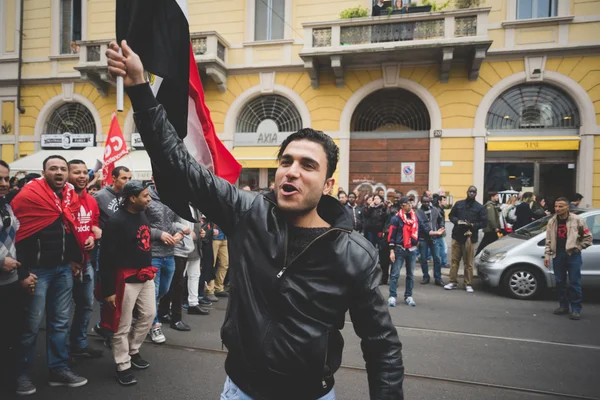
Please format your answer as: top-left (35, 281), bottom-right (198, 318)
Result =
top-left (187, 44), bottom-right (241, 183)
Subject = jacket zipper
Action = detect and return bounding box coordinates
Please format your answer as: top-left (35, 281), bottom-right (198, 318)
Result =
top-left (36, 239), bottom-right (41, 265)
top-left (276, 228), bottom-right (347, 279)
top-left (61, 224), bottom-right (66, 263)
top-left (322, 331), bottom-right (330, 389)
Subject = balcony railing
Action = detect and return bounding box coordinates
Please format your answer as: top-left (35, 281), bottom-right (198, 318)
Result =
top-left (301, 8), bottom-right (491, 87)
top-left (190, 31), bottom-right (229, 93)
top-left (305, 8), bottom-right (487, 48)
top-left (74, 39), bottom-right (112, 96)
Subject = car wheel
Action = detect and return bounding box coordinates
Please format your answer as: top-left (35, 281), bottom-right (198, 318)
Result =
top-left (502, 265), bottom-right (545, 300)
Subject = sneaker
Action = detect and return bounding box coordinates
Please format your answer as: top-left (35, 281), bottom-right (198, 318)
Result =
top-left (70, 345), bottom-right (104, 359)
top-left (130, 353), bottom-right (150, 370)
top-left (388, 297), bottom-right (397, 307)
top-left (420, 278), bottom-right (430, 285)
top-left (434, 280), bottom-right (445, 287)
top-left (465, 286), bottom-right (474, 293)
top-left (404, 297), bottom-right (416, 307)
top-left (205, 294), bottom-right (219, 302)
top-left (116, 368), bottom-right (137, 386)
top-left (553, 307), bottom-right (570, 315)
top-left (198, 297), bottom-right (213, 306)
top-left (16, 375), bottom-right (36, 396)
top-left (444, 283), bottom-right (458, 290)
top-left (569, 311), bottom-right (581, 320)
top-left (170, 320), bottom-right (192, 331)
top-left (48, 368), bottom-right (88, 388)
top-left (103, 336), bottom-right (112, 349)
top-left (215, 291), bottom-right (229, 298)
top-left (150, 326), bottom-right (166, 344)
top-left (188, 305), bottom-right (210, 315)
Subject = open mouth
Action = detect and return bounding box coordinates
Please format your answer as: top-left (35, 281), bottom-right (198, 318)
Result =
top-left (280, 183), bottom-right (299, 195)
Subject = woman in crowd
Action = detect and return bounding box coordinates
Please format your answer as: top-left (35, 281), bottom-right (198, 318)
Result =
top-left (363, 194), bottom-right (389, 248)
top-left (513, 192), bottom-right (546, 230)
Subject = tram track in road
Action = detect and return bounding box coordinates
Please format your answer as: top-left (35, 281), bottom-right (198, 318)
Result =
top-left (343, 321), bottom-right (600, 351)
top-left (146, 339), bottom-right (600, 400)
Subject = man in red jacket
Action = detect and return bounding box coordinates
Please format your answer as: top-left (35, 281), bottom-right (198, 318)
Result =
top-left (68, 160), bottom-right (104, 359)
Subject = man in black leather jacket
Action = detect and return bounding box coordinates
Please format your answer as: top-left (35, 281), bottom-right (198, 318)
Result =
top-left (107, 40), bottom-right (403, 400)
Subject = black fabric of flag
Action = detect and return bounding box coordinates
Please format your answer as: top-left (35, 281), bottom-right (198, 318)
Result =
top-left (116, 0), bottom-right (194, 220)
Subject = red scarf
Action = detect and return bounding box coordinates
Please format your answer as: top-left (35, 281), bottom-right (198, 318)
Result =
top-left (95, 267), bottom-right (158, 333)
top-left (399, 209), bottom-right (419, 249)
top-left (12, 178), bottom-right (83, 252)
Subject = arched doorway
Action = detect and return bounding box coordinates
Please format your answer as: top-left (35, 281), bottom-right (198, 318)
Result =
top-left (234, 94), bottom-right (303, 190)
top-left (41, 102), bottom-right (97, 149)
top-left (349, 88), bottom-right (431, 201)
top-left (484, 83), bottom-right (580, 204)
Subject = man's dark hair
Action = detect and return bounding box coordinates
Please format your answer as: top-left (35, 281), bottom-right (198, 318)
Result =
top-left (112, 166), bottom-right (130, 178)
top-left (556, 197), bottom-right (569, 204)
top-left (0, 160), bottom-right (10, 171)
top-left (277, 128), bottom-right (339, 179)
top-left (488, 191), bottom-right (498, 197)
top-left (348, 192), bottom-right (356, 199)
top-left (573, 193), bottom-right (583, 201)
top-left (42, 155), bottom-right (67, 171)
top-left (338, 191), bottom-right (347, 198)
top-left (421, 195), bottom-right (430, 202)
top-left (68, 159), bottom-right (87, 169)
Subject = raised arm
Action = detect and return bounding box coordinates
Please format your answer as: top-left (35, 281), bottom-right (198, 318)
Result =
top-left (107, 40), bottom-right (256, 234)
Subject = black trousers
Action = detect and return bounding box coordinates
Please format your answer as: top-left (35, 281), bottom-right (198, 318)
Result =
top-left (159, 256), bottom-right (187, 322)
top-left (476, 232), bottom-right (499, 255)
top-left (0, 281), bottom-right (23, 392)
top-left (379, 237), bottom-right (391, 284)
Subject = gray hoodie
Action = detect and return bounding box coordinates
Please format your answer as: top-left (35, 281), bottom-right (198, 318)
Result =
top-left (146, 185), bottom-right (186, 258)
top-left (94, 186), bottom-right (121, 229)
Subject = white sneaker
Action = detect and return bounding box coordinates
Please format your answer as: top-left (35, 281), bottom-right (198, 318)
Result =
top-left (150, 326), bottom-right (166, 344)
top-left (444, 283), bottom-right (458, 290)
top-left (388, 297), bottom-right (397, 307)
top-left (466, 286), bottom-right (474, 293)
top-left (404, 297), bottom-right (416, 307)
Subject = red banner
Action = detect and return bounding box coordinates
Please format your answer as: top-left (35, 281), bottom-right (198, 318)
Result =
top-left (102, 113), bottom-right (128, 185)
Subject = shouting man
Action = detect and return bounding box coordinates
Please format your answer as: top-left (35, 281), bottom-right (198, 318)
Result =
top-left (107, 40), bottom-right (403, 400)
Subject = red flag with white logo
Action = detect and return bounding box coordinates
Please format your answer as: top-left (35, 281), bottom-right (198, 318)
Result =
top-left (102, 113), bottom-right (128, 185)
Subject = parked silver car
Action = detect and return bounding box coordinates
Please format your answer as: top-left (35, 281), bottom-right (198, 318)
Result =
top-left (475, 209), bottom-right (600, 300)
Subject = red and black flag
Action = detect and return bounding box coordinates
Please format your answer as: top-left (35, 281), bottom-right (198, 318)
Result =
top-left (116, 0), bottom-right (242, 218)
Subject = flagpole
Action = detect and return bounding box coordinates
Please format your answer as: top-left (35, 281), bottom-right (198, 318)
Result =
top-left (116, 48), bottom-right (124, 112)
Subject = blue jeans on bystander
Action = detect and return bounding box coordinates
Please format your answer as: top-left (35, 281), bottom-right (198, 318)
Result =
top-left (389, 248), bottom-right (416, 300)
top-left (71, 262), bottom-right (95, 350)
top-left (553, 251), bottom-right (583, 312)
top-left (152, 256), bottom-right (176, 325)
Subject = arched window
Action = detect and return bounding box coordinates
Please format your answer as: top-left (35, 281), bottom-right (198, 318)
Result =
top-left (486, 84), bottom-right (580, 130)
top-left (45, 102), bottom-right (96, 135)
top-left (236, 95), bottom-right (302, 133)
top-left (351, 88), bottom-right (431, 132)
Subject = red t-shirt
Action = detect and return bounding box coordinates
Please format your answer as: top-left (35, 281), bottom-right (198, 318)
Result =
top-left (75, 189), bottom-right (100, 262)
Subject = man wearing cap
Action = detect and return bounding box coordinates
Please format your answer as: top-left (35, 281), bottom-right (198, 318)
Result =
top-left (445, 186), bottom-right (487, 293)
top-left (99, 180), bottom-right (156, 386)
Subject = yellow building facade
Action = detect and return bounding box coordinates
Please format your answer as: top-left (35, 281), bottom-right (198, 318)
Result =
top-left (1, 0), bottom-right (599, 206)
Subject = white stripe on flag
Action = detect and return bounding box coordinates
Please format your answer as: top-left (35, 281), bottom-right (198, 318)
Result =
top-left (184, 94), bottom-right (215, 172)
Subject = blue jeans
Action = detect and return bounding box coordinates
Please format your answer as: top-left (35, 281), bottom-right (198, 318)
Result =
top-left (220, 376), bottom-right (336, 400)
top-left (418, 239), bottom-right (442, 281)
top-left (437, 236), bottom-right (448, 266)
top-left (18, 265), bottom-right (73, 375)
top-left (71, 262), bottom-right (94, 350)
top-left (389, 248), bottom-right (416, 299)
top-left (152, 256), bottom-right (176, 324)
top-left (553, 251), bottom-right (583, 312)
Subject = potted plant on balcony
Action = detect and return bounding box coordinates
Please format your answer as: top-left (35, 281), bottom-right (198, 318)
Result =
top-left (455, 0), bottom-right (482, 8)
top-left (340, 5), bottom-right (369, 19)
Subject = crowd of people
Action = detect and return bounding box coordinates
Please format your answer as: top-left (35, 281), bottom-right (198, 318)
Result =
top-left (335, 185), bottom-right (588, 310)
top-left (0, 155), bottom-right (235, 394)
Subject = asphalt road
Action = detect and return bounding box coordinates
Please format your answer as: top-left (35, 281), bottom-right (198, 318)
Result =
top-left (5, 266), bottom-right (599, 400)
